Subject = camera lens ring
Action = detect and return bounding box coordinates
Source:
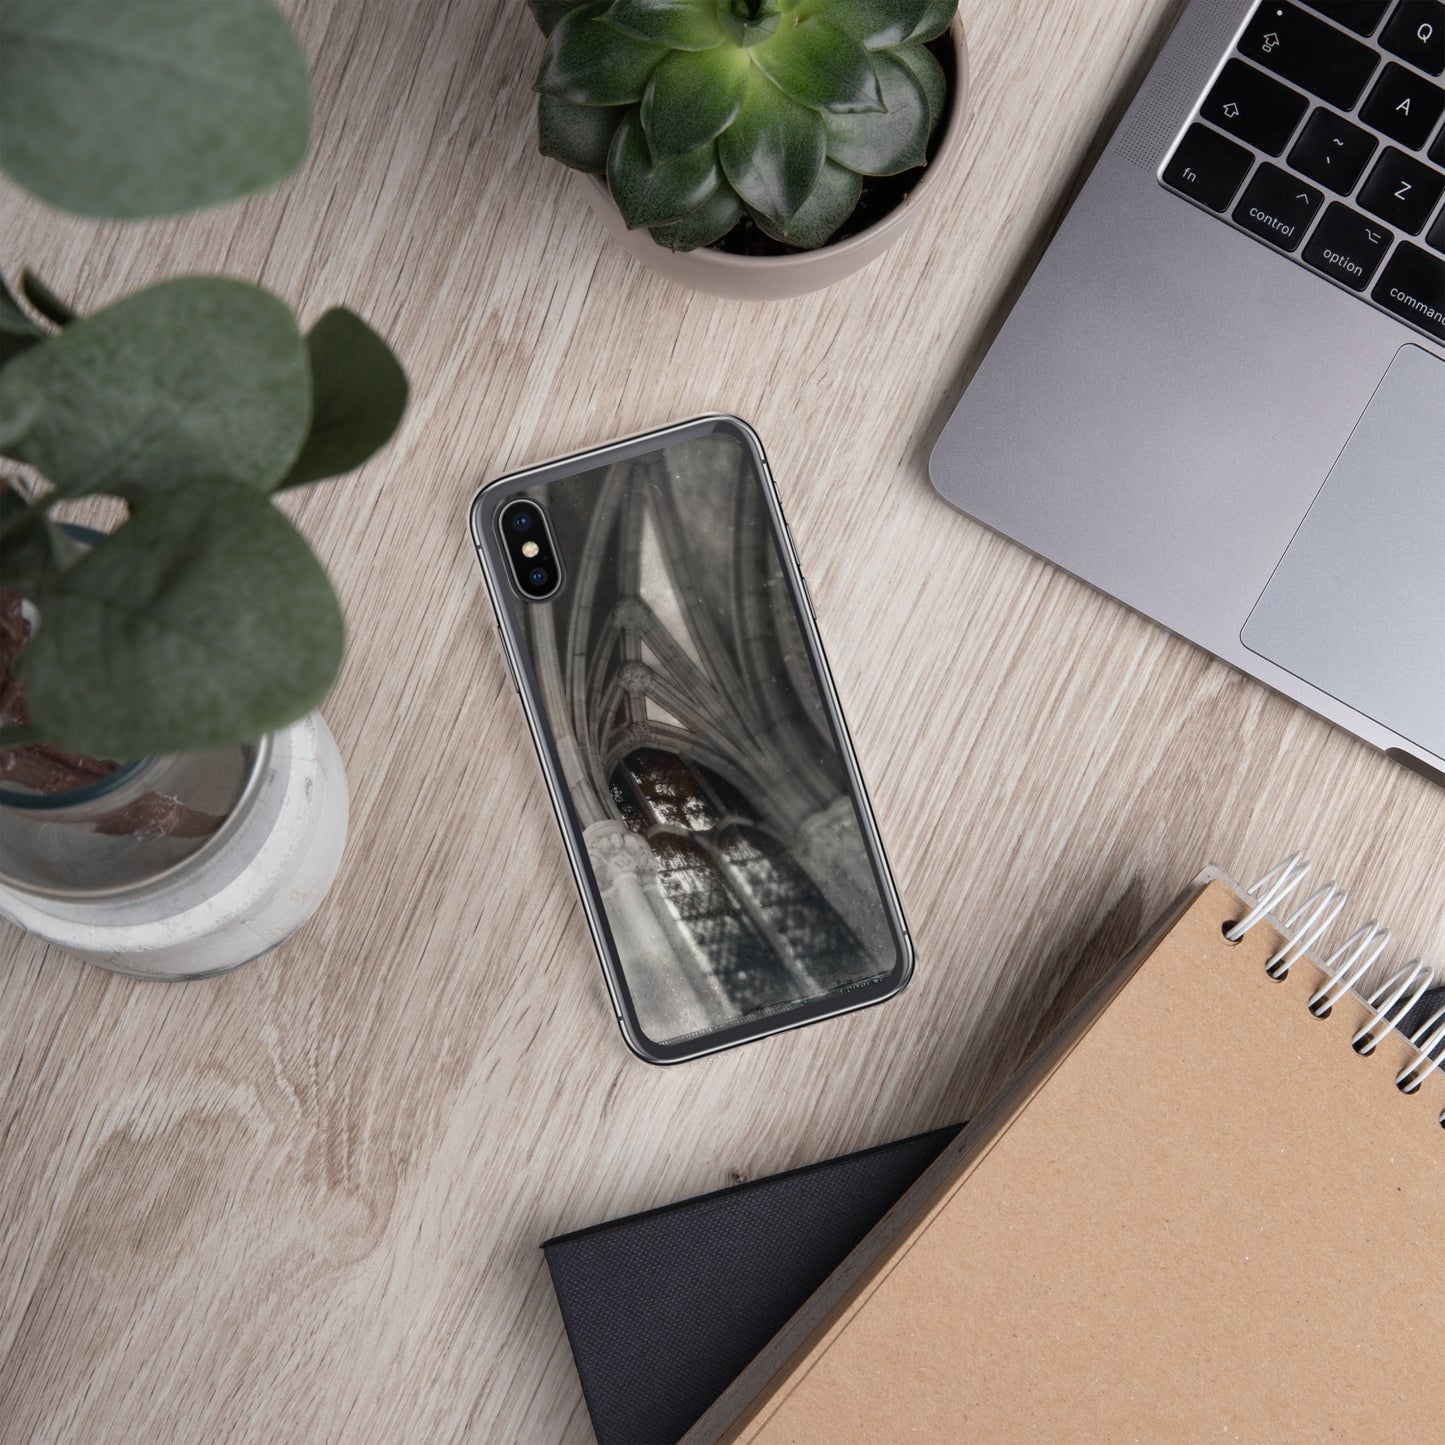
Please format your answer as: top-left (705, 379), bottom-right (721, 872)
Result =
top-left (498, 498), bottom-right (561, 599)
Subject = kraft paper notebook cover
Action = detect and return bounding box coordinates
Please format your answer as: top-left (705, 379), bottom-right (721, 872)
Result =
top-left (685, 861), bottom-right (1445, 1443)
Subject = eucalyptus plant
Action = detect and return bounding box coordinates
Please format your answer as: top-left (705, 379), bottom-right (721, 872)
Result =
top-left (531, 0), bottom-right (957, 250)
top-left (0, 0), bottom-right (407, 763)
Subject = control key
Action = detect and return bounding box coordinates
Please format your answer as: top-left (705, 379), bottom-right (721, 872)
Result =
top-left (1232, 163), bottom-right (1323, 250)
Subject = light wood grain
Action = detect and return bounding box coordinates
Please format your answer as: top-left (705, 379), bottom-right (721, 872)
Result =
top-left (2, 2), bottom-right (1441, 1441)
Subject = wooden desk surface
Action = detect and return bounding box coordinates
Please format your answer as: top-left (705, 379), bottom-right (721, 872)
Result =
top-left (2, 2), bottom-right (1441, 1440)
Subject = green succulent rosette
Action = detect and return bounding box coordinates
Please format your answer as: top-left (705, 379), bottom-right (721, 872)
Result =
top-left (530, 0), bottom-right (956, 251)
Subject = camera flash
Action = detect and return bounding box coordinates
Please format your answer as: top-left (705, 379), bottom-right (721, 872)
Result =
top-left (521, 540), bottom-right (540, 558)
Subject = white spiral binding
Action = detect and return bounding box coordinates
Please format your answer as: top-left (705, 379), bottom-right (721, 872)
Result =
top-left (1234, 854), bottom-right (1443, 1128)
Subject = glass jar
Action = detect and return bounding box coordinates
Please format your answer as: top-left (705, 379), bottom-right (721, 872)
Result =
top-left (0, 714), bottom-right (348, 979)
top-left (0, 742), bottom-right (258, 897)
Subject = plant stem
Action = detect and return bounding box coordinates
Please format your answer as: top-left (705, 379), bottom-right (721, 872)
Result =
top-left (0, 492), bottom-right (55, 541)
top-left (0, 572), bottom-right (45, 598)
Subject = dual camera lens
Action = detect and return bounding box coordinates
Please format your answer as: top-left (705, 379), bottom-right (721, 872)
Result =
top-left (498, 499), bottom-right (561, 600)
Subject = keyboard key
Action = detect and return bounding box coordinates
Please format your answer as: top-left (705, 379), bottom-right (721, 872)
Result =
top-left (1380, 1), bottom-right (1444, 76)
top-left (1371, 239), bottom-right (1445, 335)
top-left (1302, 1), bottom-right (1390, 35)
top-left (1360, 62), bottom-right (1445, 148)
top-left (1163, 124), bottom-right (1254, 210)
top-left (1201, 60), bottom-right (1309, 154)
top-left (1288, 108), bottom-right (1378, 190)
top-left (1428, 199), bottom-right (1445, 247)
top-left (1358, 145), bottom-right (1445, 228)
top-left (1240, 2), bottom-right (1379, 109)
top-left (1432, 118), bottom-right (1445, 162)
top-left (1302, 201), bottom-right (1394, 285)
top-left (1232, 162), bottom-right (1325, 248)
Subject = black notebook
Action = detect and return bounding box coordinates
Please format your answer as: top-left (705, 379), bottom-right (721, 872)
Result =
top-left (542, 1124), bottom-right (963, 1445)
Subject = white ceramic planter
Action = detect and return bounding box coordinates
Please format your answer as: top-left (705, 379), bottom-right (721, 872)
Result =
top-left (575, 18), bottom-right (969, 300)
top-left (0, 711), bottom-right (348, 979)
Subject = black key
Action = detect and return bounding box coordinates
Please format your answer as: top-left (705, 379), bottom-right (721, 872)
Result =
top-left (1432, 118), bottom-right (1445, 162)
top-left (1288, 108), bottom-right (1378, 190)
top-left (1380, 1), bottom-right (1444, 76)
top-left (1232, 162), bottom-right (1325, 248)
top-left (1428, 199), bottom-right (1445, 248)
top-left (1302, 1), bottom-right (1390, 34)
top-left (1240, 2), bottom-right (1379, 109)
top-left (1302, 201), bottom-right (1394, 285)
top-left (1371, 239), bottom-right (1445, 336)
top-left (1360, 62), bottom-right (1445, 148)
top-left (1163, 124), bottom-right (1254, 210)
top-left (1358, 145), bottom-right (1445, 228)
top-left (1201, 60), bottom-right (1309, 154)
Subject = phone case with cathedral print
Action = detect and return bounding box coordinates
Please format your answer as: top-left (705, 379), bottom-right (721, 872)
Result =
top-left (469, 416), bottom-right (912, 1064)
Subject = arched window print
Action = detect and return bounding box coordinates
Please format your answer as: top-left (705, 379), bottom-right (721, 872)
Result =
top-left (609, 747), bottom-right (873, 1016)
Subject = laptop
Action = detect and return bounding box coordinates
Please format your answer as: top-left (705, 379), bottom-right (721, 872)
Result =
top-left (930, 0), bottom-right (1444, 785)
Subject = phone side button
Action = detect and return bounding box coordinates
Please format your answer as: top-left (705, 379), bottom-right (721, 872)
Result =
top-left (496, 632), bottom-right (521, 694)
top-left (800, 574), bottom-right (818, 619)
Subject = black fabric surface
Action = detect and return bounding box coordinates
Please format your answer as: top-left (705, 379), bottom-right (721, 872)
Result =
top-left (1400, 983), bottom-right (1444, 1042)
top-left (542, 1124), bottom-right (963, 1445)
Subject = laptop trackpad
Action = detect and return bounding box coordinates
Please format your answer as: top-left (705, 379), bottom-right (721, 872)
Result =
top-left (1242, 344), bottom-right (1444, 758)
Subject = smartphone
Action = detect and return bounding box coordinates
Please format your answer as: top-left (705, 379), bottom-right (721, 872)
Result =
top-left (468, 416), bottom-right (912, 1063)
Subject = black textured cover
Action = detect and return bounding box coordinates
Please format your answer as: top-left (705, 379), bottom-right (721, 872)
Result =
top-left (542, 1124), bottom-right (963, 1445)
top-left (1401, 983), bottom-right (1445, 1040)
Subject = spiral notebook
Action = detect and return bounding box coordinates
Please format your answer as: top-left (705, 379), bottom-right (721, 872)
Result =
top-left (686, 859), bottom-right (1445, 1443)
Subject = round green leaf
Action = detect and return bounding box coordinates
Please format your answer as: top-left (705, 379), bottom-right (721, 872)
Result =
top-left (649, 185), bottom-right (744, 250)
top-left (539, 93), bottom-right (626, 172)
top-left (749, 158), bottom-right (860, 247)
top-left (20, 479), bottom-right (345, 757)
top-left (823, 50), bottom-right (929, 174)
top-left (752, 15), bottom-right (882, 113)
top-left (0, 0), bottom-right (310, 220)
top-left (535, 1), bottom-right (666, 107)
top-left (906, 0), bottom-right (957, 42)
top-left (641, 46), bottom-right (749, 159)
top-left (717, 68), bottom-right (825, 229)
top-left (0, 277), bottom-right (311, 501)
top-left (0, 369), bottom-right (41, 447)
top-left (604, 0), bottom-right (726, 49)
top-left (807, 0), bottom-right (931, 49)
top-left (278, 309), bottom-right (408, 489)
top-left (608, 114), bottom-right (721, 227)
top-left (893, 42), bottom-right (945, 130)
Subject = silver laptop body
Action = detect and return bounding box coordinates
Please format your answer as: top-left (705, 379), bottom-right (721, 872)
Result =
top-left (931, 0), bottom-right (1444, 784)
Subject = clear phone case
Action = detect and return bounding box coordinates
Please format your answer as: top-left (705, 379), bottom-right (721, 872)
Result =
top-left (471, 417), bottom-right (911, 1062)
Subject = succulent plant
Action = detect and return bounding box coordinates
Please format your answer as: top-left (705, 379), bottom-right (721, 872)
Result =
top-left (530, 0), bottom-right (957, 251)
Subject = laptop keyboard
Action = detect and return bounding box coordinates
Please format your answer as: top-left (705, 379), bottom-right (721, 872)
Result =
top-left (1161, 1), bottom-right (1445, 341)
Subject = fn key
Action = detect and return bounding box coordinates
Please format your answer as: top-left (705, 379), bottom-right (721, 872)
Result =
top-left (1163, 125), bottom-right (1252, 212)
